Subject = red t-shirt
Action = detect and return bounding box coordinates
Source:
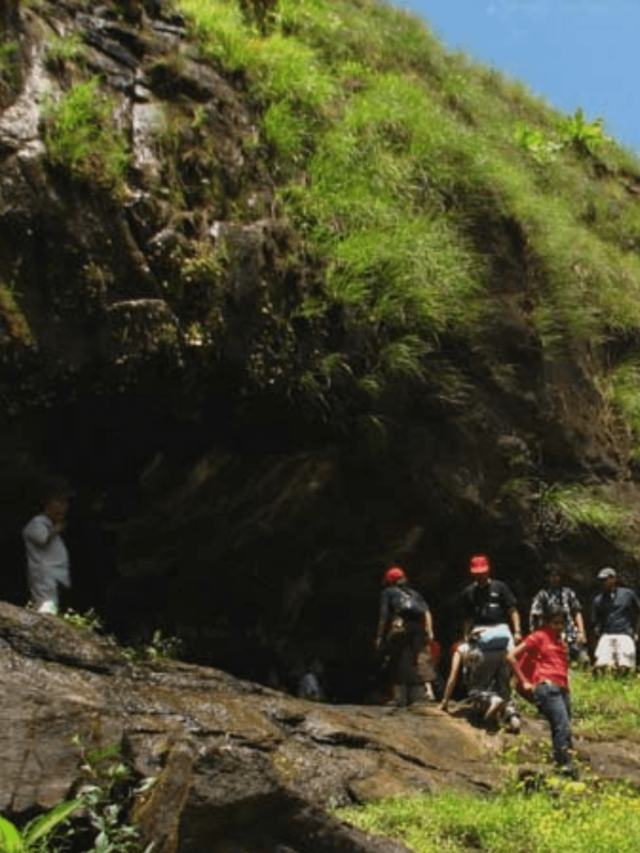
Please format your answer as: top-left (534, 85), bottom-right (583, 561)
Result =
top-left (517, 627), bottom-right (569, 690)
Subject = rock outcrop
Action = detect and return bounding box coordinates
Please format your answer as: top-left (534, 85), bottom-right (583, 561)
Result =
top-left (4, 602), bottom-right (640, 852)
top-left (0, 601), bottom-right (502, 852)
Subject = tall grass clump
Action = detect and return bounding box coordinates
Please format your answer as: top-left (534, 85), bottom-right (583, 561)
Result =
top-left (295, 72), bottom-right (485, 336)
top-left (42, 77), bottom-right (129, 191)
top-left (178, 0), bottom-right (335, 163)
top-left (541, 484), bottom-right (630, 536)
top-left (607, 360), bottom-right (640, 451)
top-left (277, 0), bottom-right (444, 76)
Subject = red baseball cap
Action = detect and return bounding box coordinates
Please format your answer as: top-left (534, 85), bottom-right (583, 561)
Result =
top-left (384, 566), bottom-right (406, 584)
top-left (470, 555), bottom-right (490, 574)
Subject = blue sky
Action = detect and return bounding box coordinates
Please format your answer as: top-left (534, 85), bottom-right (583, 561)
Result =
top-left (395, 0), bottom-right (640, 153)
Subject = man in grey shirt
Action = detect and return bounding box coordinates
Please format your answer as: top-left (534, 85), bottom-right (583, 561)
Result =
top-left (22, 490), bottom-right (71, 615)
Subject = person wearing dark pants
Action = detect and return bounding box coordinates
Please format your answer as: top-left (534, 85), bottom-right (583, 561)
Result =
top-left (533, 681), bottom-right (573, 769)
top-left (507, 604), bottom-right (577, 778)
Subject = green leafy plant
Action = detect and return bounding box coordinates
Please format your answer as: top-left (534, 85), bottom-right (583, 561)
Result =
top-left (0, 800), bottom-right (84, 853)
top-left (61, 608), bottom-right (102, 632)
top-left (121, 629), bottom-right (182, 663)
top-left (514, 122), bottom-right (563, 162)
top-left (558, 107), bottom-right (605, 154)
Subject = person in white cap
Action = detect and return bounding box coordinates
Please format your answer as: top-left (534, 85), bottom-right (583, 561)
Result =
top-left (591, 567), bottom-right (640, 674)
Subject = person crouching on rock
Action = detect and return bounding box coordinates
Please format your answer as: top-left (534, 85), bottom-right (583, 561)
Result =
top-left (507, 604), bottom-right (578, 778)
top-left (375, 566), bottom-right (436, 707)
top-left (439, 632), bottom-right (520, 732)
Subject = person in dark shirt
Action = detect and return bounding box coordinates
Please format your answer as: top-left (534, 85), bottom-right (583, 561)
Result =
top-left (375, 566), bottom-right (436, 707)
top-left (591, 567), bottom-right (640, 674)
top-left (457, 554), bottom-right (522, 724)
top-left (460, 554), bottom-right (522, 641)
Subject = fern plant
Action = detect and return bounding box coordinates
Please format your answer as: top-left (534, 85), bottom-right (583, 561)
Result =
top-left (0, 800), bottom-right (84, 853)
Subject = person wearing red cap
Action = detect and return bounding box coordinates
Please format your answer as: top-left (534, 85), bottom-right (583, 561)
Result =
top-left (375, 566), bottom-right (436, 707)
top-left (461, 555), bottom-right (521, 642)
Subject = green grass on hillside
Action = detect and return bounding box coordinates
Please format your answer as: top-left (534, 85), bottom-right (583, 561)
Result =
top-left (35, 0), bottom-right (640, 461)
top-left (175, 0), bottom-right (640, 387)
top-left (571, 669), bottom-right (640, 740)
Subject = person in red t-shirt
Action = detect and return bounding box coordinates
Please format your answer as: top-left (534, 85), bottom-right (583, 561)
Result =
top-left (507, 604), bottom-right (577, 778)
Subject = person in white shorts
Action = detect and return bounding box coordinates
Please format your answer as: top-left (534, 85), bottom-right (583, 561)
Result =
top-left (591, 567), bottom-right (640, 674)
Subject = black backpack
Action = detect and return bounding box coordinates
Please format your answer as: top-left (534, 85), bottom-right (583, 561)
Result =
top-left (392, 585), bottom-right (428, 621)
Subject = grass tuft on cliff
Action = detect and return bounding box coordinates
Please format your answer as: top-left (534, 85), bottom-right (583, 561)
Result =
top-left (42, 77), bottom-right (129, 191)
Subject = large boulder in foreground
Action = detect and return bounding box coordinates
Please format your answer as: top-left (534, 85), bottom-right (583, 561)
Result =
top-left (0, 600), bottom-right (505, 852)
top-left (4, 600), bottom-right (640, 851)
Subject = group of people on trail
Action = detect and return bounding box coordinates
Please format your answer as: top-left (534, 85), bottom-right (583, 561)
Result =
top-left (19, 483), bottom-right (640, 780)
top-left (375, 553), bottom-right (640, 778)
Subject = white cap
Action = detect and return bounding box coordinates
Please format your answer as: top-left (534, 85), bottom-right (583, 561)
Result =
top-left (597, 567), bottom-right (617, 580)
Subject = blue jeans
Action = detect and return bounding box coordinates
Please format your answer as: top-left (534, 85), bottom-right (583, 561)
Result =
top-left (534, 681), bottom-right (573, 768)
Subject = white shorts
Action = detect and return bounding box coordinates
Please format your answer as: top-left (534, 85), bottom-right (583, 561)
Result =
top-left (594, 634), bottom-right (636, 669)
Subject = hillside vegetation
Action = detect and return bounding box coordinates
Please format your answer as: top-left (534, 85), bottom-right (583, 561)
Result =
top-left (172, 0), bottom-right (640, 441)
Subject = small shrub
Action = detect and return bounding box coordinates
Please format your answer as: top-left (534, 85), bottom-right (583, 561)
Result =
top-left (558, 107), bottom-right (605, 155)
top-left (42, 77), bottom-right (129, 192)
top-left (61, 608), bottom-right (102, 632)
top-left (0, 283), bottom-right (34, 345)
top-left (44, 32), bottom-right (86, 71)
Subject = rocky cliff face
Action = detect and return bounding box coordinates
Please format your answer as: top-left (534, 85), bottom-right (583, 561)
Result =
top-left (0, 0), bottom-right (639, 699)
